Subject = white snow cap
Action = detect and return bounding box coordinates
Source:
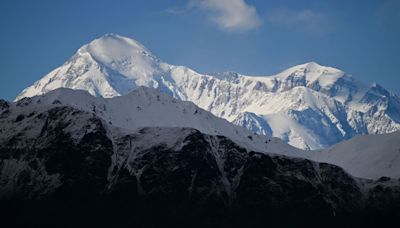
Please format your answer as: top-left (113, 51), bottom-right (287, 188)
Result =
top-left (81, 33), bottom-right (157, 65)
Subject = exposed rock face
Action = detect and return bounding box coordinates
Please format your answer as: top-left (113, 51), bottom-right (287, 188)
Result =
top-left (0, 103), bottom-right (399, 227)
top-left (0, 106), bottom-right (112, 200)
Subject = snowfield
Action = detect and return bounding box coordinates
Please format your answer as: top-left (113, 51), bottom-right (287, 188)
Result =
top-left (311, 131), bottom-right (400, 179)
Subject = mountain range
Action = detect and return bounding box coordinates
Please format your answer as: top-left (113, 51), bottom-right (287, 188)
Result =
top-left (2, 34), bottom-right (400, 227)
top-left (16, 34), bottom-right (400, 150)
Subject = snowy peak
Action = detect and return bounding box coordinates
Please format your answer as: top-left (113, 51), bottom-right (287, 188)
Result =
top-left (79, 33), bottom-right (159, 67)
top-left (16, 34), bottom-right (171, 100)
top-left (78, 33), bottom-right (166, 80)
top-left (275, 61), bottom-right (346, 88)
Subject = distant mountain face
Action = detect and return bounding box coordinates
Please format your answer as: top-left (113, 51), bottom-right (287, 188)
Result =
top-left (16, 34), bottom-right (400, 149)
top-left (1, 92), bottom-right (400, 227)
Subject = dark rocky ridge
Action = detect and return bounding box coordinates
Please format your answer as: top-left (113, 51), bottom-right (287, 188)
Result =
top-left (0, 104), bottom-right (399, 227)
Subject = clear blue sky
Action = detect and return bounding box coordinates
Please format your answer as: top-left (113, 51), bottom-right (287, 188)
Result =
top-left (1, 0), bottom-right (399, 100)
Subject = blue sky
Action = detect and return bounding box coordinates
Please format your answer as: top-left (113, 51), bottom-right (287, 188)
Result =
top-left (0, 0), bottom-right (399, 100)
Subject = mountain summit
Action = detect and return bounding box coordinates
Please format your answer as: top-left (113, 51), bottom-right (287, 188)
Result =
top-left (17, 34), bottom-right (169, 99)
top-left (16, 34), bottom-right (400, 149)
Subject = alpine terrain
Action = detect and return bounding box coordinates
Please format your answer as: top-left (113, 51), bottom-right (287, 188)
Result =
top-left (16, 34), bottom-right (400, 150)
top-left (1, 89), bottom-right (400, 227)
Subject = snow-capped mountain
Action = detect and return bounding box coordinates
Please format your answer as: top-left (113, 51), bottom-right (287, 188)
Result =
top-left (16, 34), bottom-right (400, 150)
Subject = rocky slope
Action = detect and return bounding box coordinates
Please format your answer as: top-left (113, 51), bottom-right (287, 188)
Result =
top-left (1, 90), bottom-right (400, 227)
top-left (16, 34), bottom-right (400, 150)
